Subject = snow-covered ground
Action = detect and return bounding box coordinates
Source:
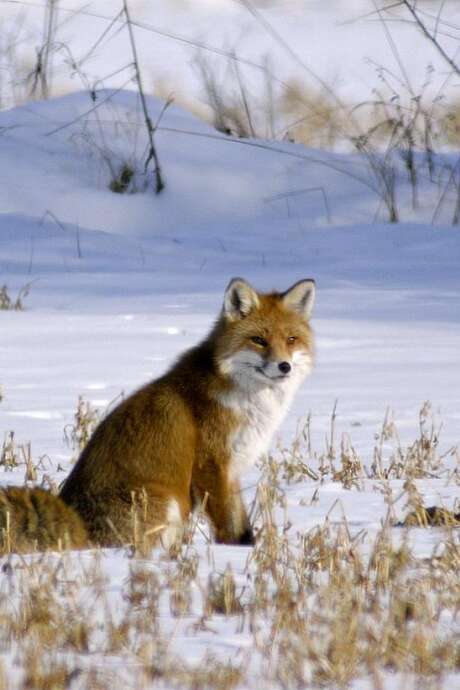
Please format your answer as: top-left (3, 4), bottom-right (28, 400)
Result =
top-left (0, 90), bottom-right (459, 688)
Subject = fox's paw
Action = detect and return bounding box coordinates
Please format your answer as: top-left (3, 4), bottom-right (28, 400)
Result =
top-left (237, 527), bottom-right (255, 546)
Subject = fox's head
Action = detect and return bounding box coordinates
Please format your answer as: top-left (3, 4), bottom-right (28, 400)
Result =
top-left (215, 277), bottom-right (315, 390)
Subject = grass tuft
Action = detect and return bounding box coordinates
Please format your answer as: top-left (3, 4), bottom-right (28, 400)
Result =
top-left (0, 283), bottom-right (31, 311)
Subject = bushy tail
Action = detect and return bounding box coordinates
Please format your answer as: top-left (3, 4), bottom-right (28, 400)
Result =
top-left (0, 486), bottom-right (88, 554)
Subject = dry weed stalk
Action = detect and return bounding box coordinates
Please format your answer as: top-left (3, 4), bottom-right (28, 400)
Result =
top-left (333, 433), bottom-right (364, 489)
top-left (0, 283), bottom-right (31, 311)
top-left (22, 442), bottom-right (38, 483)
top-left (278, 414), bottom-right (319, 484)
top-left (167, 543), bottom-right (198, 617)
top-left (0, 435), bottom-right (42, 479)
top-left (443, 99), bottom-right (460, 145)
top-left (370, 402), bottom-right (446, 480)
top-left (0, 432), bottom-right (19, 469)
top-left (279, 79), bottom-right (346, 147)
top-left (205, 565), bottom-right (243, 617)
top-left (123, 0), bottom-right (165, 193)
top-left (28, 0), bottom-right (59, 101)
top-left (64, 395), bottom-right (100, 457)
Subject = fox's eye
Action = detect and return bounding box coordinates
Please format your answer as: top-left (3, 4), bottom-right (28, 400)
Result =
top-left (287, 336), bottom-right (297, 344)
top-left (251, 336), bottom-right (268, 347)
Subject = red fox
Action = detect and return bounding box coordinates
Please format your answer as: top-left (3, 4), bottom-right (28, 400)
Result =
top-left (59, 277), bottom-right (315, 548)
top-left (1, 277), bottom-right (315, 552)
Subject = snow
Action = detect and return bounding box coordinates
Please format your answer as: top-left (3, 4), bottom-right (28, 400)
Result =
top-left (0, 84), bottom-right (459, 687)
top-left (1, 1), bottom-right (460, 111)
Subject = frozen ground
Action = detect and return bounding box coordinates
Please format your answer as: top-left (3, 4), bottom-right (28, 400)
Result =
top-left (0, 92), bottom-right (459, 688)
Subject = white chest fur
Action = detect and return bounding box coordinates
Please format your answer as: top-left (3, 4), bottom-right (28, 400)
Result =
top-left (218, 379), bottom-right (301, 480)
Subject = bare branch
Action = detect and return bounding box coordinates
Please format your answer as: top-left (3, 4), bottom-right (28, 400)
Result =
top-left (400, 0), bottom-right (460, 77)
top-left (123, 0), bottom-right (164, 193)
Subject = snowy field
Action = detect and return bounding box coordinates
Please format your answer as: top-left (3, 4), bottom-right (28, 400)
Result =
top-left (0, 88), bottom-right (459, 689)
top-left (0, 1), bottom-right (460, 684)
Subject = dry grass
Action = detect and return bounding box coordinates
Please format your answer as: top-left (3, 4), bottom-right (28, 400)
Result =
top-left (0, 431), bottom-right (20, 469)
top-left (278, 79), bottom-right (347, 148)
top-left (195, 55), bottom-right (347, 146)
top-left (64, 396), bottom-right (100, 459)
top-left (0, 284), bottom-right (31, 311)
top-left (194, 55), bottom-right (457, 156)
top-left (442, 99), bottom-right (460, 145)
top-left (278, 401), bottom-right (458, 489)
top-left (193, 54), bottom-right (460, 222)
top-left (0, 403), bottom-right (458, 688)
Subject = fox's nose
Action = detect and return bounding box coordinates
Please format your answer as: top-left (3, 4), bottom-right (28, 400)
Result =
top-left (278, 361), bottom-right (291, 375)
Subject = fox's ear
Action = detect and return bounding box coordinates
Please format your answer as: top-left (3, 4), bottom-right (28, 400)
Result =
top-left (282, 279), bottom-right (316, 320)
top-left (223, 278), bottom-right (260, 320)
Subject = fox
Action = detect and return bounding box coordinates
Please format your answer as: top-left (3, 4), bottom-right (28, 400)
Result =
top-left (0, 277), bottom-right (315, 552)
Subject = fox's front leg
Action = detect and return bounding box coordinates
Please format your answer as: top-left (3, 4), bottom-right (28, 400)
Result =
top-left (192, 463), bottom-right (254, 545)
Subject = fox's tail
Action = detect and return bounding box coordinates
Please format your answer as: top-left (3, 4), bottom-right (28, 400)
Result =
top-left (0, 486), bottom-right (88, 553)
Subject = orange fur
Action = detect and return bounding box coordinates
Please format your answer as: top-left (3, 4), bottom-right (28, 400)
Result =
top-left (0, 486), bottom-right (88, 553)
top-left (3, 278), bottom-right (315, 552)
top-left (61, 277), bottom-right (315, 547)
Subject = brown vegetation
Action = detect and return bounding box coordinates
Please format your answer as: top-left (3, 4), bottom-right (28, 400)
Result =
top-left (0, 403), bottom-right (457, 687)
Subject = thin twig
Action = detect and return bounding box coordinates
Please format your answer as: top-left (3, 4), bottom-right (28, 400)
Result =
top-left (372, 0), bottom-right (414, 96)
top-left (123, 0), bottom-right (164, 193)
top-left (45, 78), bottom-right (134, 135)
top-left (400, 0), bottom-right (460, 77)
